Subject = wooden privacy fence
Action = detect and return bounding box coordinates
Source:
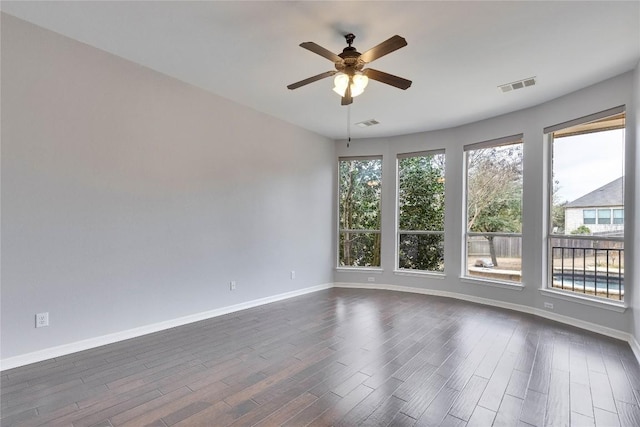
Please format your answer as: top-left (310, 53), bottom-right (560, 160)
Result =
top-left (469, 235), bottom-right (622, 260)
top-left (468, 235), bottom-right (522, 258)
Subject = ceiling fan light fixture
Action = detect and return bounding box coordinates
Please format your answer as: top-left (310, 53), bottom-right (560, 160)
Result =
top-left (333, 72), bottom-right (369, 97)
top-left (288, 34), bottom-right (410, 105)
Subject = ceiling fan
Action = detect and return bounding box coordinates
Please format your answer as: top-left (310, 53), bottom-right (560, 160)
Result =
top-left (287, 33), bottom-right (412, 106)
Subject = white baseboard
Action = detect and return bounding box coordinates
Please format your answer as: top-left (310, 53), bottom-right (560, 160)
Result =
top-left (629, 335), bottom-right (640, 364)
top-left (0, 283), bottom-right (333, 371)
top-left (334, 282), bottom-right (637, 358)
top-left (3, 281), bottom-right (639, 371)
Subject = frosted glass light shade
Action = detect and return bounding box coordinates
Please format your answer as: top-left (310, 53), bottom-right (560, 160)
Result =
top-left (332, 72), bottom-right (368, 97)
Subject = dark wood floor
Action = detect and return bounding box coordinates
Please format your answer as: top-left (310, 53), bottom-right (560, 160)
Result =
top-left (2, 288), bottom-right (640, 427)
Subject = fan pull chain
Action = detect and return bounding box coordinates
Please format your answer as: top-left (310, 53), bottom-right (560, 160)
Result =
top-left (347, 105), bottom-right (351, 148)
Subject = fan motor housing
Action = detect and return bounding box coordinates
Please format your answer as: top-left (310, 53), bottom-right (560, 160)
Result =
top-left (337, 48), bottom-right (364, 74)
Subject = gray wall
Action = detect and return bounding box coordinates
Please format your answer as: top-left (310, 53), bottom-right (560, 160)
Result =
top-left (335, 72), bottom-right (637, 334)
top-left (632, 62), bottom-right (640, 343)
top-left (1, 15), bottom-right (335, 360)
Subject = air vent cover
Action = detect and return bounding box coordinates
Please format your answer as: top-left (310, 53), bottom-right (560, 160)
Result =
top-left (499, 77), bottom-right (536, 93)
top-left (356, 119), bottom-right (380, 128)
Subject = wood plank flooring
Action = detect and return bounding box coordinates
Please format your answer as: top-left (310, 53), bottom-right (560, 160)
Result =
top-left (2, 288), bottom-right (640, 426)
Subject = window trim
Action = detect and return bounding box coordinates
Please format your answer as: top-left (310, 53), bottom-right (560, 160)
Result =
top-left (539, 287), bottom-right (626, 312)
top-left (397, 149), bottom-right (445, 160)
top-left (543, 105), bottom-right (625, 134)
top-left (463, 133), bottom-right (524, 152)
top-left (461, 276), bottom-right (525, 290)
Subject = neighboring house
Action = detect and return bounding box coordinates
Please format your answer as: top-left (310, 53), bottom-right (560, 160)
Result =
top-left (564, 177), bottom-right (624, 235)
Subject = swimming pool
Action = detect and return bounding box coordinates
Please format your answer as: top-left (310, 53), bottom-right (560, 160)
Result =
top-left (552, 272), bottom-right (624, 294)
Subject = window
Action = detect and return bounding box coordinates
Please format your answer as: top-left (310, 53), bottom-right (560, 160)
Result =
top-left (397, 150), bottom-right (445, 273)
top-left (547, 107), bottom-right (625, 301)
top-left (583, 209), bottom-right (596, 225)
top-left (613, 209), bottom-right (624, 225)
top-left (597, 209), bottom-right (611, 224)
top-left (338, 157), bottom-right (382, 267)
top-left (464, 135), bottom-right (523, 283)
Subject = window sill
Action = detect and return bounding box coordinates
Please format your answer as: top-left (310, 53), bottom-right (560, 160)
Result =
top-left (539, 288), bottom-right (627, 312)
top-left (335, 267), bottom-right (384, 274)
top-left (394, 270), bottom-right (445, 279)
top-left (460, 276), bottom-right (525, 291)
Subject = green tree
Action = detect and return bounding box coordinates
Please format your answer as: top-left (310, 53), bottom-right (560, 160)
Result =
top-left (551, 179), bottom-right (567, 233)
top-left (339, 159), bottom-right (382, 266)
top-left (467, 144), bottom-right (522, 267)
top-left (570, 225), bottom-right (591, 235)
top-left (398, 154), bottom-right (445, 271)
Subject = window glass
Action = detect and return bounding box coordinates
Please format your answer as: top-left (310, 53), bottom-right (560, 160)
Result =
top-left (338, 157), bottom-right (382, 267)
top-left (583, 209), bottom-right (596, 225)
top-left (613, 209), bottom-right (624, 225)
top-left (397, 151), bottom-right (445, 272)
top-left (548, 108), bottom-right (625, 301)
top-left (464, 137), bottom-right (523, 283)
top-left (597, 209), bottom-right (611, 224)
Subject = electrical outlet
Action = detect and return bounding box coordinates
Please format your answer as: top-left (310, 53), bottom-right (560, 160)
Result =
top-left (544, 302), bottom-right (554, 310)
top-left (36, 312), bottom-right (49, 328)
top-left (368, 277), bottom-right (375, 282)
top-left (230, 281), bottom-right (236, 291)
top-left (291, 270), bottom-right (296, 280)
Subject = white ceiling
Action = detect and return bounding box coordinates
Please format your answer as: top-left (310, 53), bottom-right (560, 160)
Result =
top-left (2, 1), bottom-right (639, 140)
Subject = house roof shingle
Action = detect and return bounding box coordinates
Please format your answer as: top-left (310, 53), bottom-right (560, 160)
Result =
top-left (565, 177), bottom-right (624, 208)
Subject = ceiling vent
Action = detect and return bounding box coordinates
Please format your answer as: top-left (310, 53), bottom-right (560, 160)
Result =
top-left (499, 77), bottom-right (536, 93)
top-left (356, 119), bottom-right (380, 128)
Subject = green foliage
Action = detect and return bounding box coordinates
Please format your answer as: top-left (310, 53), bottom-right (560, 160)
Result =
top-left (397, 154), bottom-right (445, 271)
top-left (570, 225), bottom-right (591, 235)
top-left (339, 159), bottom-right (382, 266)
top-left (398, 155), bottom-right (445, 231)
top-left (551, 179), bottom-right (567, 233)
top-left (398, 233), bottom-right (444, 271)
top-left (552, 202), bottom-right (567, 233)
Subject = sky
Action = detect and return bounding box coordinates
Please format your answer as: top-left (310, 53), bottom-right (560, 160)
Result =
top-left (552, 129), bottom-right (625, 204)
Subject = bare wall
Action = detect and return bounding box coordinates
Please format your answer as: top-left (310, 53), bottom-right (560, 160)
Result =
top-left (1, 14), bottom-right (335, 360)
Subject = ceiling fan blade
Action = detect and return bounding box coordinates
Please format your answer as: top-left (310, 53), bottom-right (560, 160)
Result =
top-left (341, 82), bottom-right (353, 106)
top-left (287, 70), bottom-right (337, 90)
top-left (363, 68), bottom-right (412, 90)
top-left (300, 42), bottom-right (342, 63)
top-left (359, 35), bottom-right (407, 63)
